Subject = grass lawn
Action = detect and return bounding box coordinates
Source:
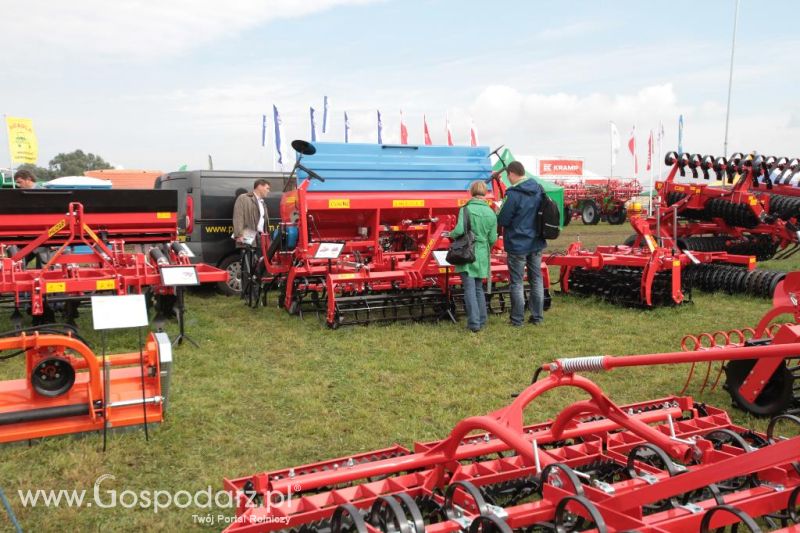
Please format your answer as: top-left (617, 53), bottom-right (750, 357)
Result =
top-left (1, 221), bottom-right (799, 531)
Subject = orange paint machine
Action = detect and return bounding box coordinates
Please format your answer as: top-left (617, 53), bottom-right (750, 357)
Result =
top-left (0, 326), bottom-right (171, 444)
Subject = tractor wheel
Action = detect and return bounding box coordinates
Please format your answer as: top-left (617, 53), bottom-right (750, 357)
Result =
top-left (606, 207), bottom-right (627, 225)
top-left (562, 206), bottom-right (572, 227)
top-left (724, 359), bottom-right (794, 417)
top-left (581, 201), bottom-right (600, 225)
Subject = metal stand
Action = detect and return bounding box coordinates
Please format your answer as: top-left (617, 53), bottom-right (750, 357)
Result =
top-left (172, 287), bottom-right (198, 347)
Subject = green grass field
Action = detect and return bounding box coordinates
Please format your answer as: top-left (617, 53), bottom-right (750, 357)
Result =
top-left (1, 222), bottom-right (799, 532)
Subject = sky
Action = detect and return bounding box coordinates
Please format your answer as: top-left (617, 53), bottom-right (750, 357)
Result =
top-left (2, 0), bottom-right (799, 177)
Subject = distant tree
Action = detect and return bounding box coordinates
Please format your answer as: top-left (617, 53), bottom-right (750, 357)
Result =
top-left (17, 163), bottom-right (54, 181)
top-left (48, 150), bottom-right (113, 177)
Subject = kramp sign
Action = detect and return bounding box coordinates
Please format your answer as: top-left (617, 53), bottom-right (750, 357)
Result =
top-left (539, 159), bottom-right (583, 176)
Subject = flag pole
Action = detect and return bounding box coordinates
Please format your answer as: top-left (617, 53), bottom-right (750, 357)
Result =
top-left (649, 130), bottom-right (654, 217)
top-left (609, 121), bottom-right (613, 180)
top-left (723, 0), bottom-right (739, 157)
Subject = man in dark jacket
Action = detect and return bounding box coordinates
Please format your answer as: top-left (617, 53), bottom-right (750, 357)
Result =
top-left (497, 161), bottom-right (546, 326)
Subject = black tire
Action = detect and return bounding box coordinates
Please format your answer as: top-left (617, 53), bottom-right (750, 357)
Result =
top-left (217, 254), bottom-right (242, 296)
top-left (562, 206), bottom-right (572, 227)
top-left (581, 200), bottom-right (600, 225)
top-left (606, 207), bottom-right (627, 225)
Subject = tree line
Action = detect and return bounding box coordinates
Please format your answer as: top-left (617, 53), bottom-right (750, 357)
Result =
top-left (18, 150), bottom-right (113, 180)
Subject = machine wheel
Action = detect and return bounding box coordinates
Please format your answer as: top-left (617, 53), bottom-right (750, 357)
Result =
top-left (724, 359), bottom-right (794, 417)
top-left (562, 206), bottom-right (572, 227)
top-left (606, 207), bottom-right (627, 225)
top-left (31, 357), bottom-right (76, 397)
top-left (217, 255), bottom-right (242, 296)
top-left (581, 200), bottom-right (600, 225)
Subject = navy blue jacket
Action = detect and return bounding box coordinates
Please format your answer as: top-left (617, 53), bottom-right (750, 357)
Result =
top-left (497, 178), bottom-right (547, 254)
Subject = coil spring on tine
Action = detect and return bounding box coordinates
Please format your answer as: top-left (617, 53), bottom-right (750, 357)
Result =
top-left (681, 335), bottom-right (700, 351)
top-left (558, 356), bottom-right (605, 373)
top-left (682, 327), bottom-right (759, 351)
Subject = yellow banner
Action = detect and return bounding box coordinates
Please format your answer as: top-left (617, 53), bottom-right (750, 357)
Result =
top-left (5, 116), bottom-right (38, 164)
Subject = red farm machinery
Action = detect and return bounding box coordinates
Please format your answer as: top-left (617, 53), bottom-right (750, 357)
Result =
top-left (556, 178), bottom-right (642, 226)
top-left (544, 150), bottom-right (800, 308)
top-left (252, 141), bottom-right (553, 328)
top-left (0, 188), bottom-right (227, 326)
top-left (222, 274), bottom-right (800, 532)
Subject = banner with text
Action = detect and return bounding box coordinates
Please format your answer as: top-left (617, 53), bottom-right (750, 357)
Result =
top-left (6, 116), bottom-right (39, 164)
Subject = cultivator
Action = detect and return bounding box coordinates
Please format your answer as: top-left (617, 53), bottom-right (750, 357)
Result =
top-left (222, 275), bottom-right (800, 532)
top-left (657, 151), bottom-right (800, 261)
top-left (257, 141), bottom-right (551, 328)
top-left (0, 189), bottom-right (227, 325)
top-left (0, 327), bottom-right (171, 443)
top-left (553, 150), bottom-right (799, 306)
top-left (545, 206), bottom-right (755, 307)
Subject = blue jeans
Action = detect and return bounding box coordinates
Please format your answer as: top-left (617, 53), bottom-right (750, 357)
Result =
top-left (460, 273), bottom-right (487, 331)
top-left (507, 251), bottom-right (544, 325)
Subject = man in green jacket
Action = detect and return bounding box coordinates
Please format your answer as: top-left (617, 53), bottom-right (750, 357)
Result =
top-left (449, 181), bottom-right (498, 332)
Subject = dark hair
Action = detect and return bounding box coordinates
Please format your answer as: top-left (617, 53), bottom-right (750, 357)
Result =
top-left (14, 169), bottom-right (36, 182)
top-left (234, 187), bottom-right (247, 198)
top-left (253, 178), bottom-right (270, 189)
top-left (507, 161), bottom-right (525, 176)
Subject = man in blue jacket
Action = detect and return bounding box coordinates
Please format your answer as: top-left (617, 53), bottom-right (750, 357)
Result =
top-left (497, 161), bottom-right (546, 326)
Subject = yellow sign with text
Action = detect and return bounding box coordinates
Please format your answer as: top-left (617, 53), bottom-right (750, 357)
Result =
top-left (46, 282), bottom-right (66, 293)
top-left (393, 199), bottom-right (425, 207)
top-left (156, 212), bottom-right (172, 219)
top-left (48, 219), bottom-right (66, 237)
top-left (5, 116), bottom-right (38, 164)
top-left (328, 199), bottom-right (350, 209)
top-left (96, 279), bottom-right (116, 290)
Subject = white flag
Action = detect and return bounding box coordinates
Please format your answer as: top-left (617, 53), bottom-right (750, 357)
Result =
top-left (610, 121), bottom-right (621, 165)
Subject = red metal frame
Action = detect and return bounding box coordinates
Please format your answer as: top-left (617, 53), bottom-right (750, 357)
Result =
top-left (0, 202), bottom-right (226, 315)
top-left (219, 271), bottom-right (800, 532)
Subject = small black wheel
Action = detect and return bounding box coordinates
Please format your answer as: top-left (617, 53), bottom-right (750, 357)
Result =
top-left (562, 205), bottom-right (572, 227)
top-left (581, 200), bottom-right (600, 225)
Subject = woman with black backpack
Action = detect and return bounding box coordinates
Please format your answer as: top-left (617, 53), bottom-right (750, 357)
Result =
top-left (448, 181), bottom-right (498, 333)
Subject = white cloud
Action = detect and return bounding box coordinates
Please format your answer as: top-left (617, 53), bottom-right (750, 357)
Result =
top-left (3, 0), bottom-right (381, 62)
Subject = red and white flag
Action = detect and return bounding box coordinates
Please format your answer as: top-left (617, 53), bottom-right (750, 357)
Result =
top-left (628, 125), bottom-right (638, 175)
top-left (646, 130), bottom-right (653, 171)
top-left (445, 115), bottom-right (454, 146)
top-left (423, 115), bottom-right (432, 145)
top-left (400, 110), bottom-right (408, 145)
top-left (469, 119), bottom-right (478, 146)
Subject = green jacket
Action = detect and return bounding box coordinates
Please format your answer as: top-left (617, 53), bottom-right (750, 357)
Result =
top-left (449, 197), bottom-right (498, 278)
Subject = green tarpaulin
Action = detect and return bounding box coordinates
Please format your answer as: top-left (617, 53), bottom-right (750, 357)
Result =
top-left (492, 148), bottom-right (566, 226)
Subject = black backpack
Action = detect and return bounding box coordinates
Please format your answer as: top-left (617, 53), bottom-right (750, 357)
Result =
top-left (537, 186), bottom-right (561, 240)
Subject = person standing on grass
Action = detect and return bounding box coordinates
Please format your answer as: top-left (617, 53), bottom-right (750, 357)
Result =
top-left (497, 160), bottom-right (546, 327)
top-left (449, 180), bottom-right (498, 333)
top-left (232, 179), bottom-right (270, 246)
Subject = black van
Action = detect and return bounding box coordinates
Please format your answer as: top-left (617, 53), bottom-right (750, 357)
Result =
top-left (154, 170), bottom-right (292, 295)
